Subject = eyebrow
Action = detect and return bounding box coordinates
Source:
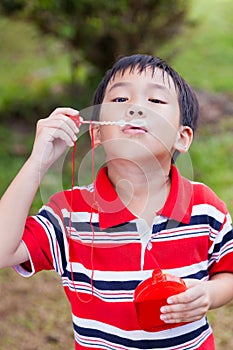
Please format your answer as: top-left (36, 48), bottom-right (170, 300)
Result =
top-left (107, 81), bottom-right (172, 96)
top-left (148, 83), bottom-right (171, 93)
top-left (107, 82), bottom-right (131, 93)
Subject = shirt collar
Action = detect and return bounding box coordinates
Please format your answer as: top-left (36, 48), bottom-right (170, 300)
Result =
top-left (157, 164), bottom-right (193, 224)
top-left (94, 167), bottom-right (136, 229)
top-left (94, 165), bottom-right (193, 229)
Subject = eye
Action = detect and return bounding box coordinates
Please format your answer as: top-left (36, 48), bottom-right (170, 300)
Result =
top-left (112, 97), bottom-right (128, 102)
top-left (148, 98), bottom-right (167, 104)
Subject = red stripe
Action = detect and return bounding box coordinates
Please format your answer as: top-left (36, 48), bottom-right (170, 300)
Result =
top-left (149, 236), bottom-right (209, 270)
top-left (69, 239), bottom-right (142, 271)
top-left (23, 217), bottom-right (54, 272)
top-left (66, 288), bottom-right (140, 330)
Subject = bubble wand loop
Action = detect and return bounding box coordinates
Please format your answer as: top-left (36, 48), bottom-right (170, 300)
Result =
top-left (80, 119), bottom-right (147, 128)
top-left (71, 115), bottom-right (147, 128)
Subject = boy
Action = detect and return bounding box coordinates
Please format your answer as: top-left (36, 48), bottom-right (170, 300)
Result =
top-left (0, 54), bottom-right (233, 349)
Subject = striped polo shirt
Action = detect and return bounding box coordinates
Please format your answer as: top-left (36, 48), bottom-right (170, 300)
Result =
top-left (15, 165), bottom-right (233, 349)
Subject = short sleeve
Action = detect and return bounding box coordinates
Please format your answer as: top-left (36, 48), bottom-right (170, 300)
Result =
top-left (208, 211), bottom-right (233, 276)
top-left (14, 207), bottom-right (67, 277)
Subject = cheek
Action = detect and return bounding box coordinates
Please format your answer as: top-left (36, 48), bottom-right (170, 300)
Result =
top-left (99, 126), bottom-right (123, 148)
top-left (149, 113), bottom-right (179, 144)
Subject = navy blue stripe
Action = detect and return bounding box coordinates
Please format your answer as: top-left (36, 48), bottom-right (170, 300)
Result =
top-left (211, 230), bottom-right (233, 254)
top-left (152, 214), bottom-right (222, 234)
top-left (151, 230), bottom-right (209, 242)
top-left (185, 269), bottom-right (209, 280)
top-left (38, 209), bottom-right (67, 274)
top-left (66, 271), bottom-right (140, 291)
top-left (73, 321), bottom-right (210, 349)
top-left (36, 215), bottom-right (59, 273)
top-left (63, 218), bottom-right (137, 233)
top-left (190, 214), bottom-right (221, 231)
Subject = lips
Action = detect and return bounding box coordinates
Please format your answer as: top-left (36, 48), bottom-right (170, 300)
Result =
top-left (122, 125), bottom-right (148, 135)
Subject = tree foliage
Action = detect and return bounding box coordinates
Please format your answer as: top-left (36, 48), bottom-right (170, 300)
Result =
top-left (0, 0), bottom-right (190, 77)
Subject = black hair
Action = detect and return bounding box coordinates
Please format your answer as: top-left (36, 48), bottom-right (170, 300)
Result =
top-left (92, 54), bottom-right (199, 133)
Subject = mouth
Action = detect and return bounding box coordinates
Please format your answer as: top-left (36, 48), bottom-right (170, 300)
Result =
top-left (122, 124), bottom-right (148, 135)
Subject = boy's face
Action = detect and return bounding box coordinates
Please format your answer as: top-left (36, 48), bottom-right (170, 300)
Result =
top-left (93, 67), bottom-right (192, 164)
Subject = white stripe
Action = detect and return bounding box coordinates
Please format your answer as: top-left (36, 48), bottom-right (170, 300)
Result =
top-left (41, 206), bottom-right (70, 267)
top-left (62, 277), bottom-right (134, 302)
top-left (62, 208), bottom-right (98, 222)
top-left (73, 313), bottom-right (208, 341)
top-left (67, 262), bottom-right (153, 281)
top-left (152, 225), bottom-right (210, 241)
top-left (34, 214), bottom-right (64, 275)
top-left (174, 327), bottom-right (212, 350)
top-left (68, 231), bottom-right (140, 245)
top-left (163, 261), bottom-right (208, 279)
top-left (74, 331), bottom-right (126, 350)
top-left (192, 203), bottom-right (226, 222)
top-left (209, 242), bottom-right (233, 265)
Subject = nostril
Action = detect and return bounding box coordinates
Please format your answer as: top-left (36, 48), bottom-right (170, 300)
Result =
top-left (127, 108), bottom-right (144, 118)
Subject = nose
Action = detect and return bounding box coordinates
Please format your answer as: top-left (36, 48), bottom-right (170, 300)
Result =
top-left (126, 105), bottom-right (145, 118)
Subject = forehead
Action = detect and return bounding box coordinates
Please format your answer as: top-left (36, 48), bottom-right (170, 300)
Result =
top-left (105, 66), bottom-right (177, 95)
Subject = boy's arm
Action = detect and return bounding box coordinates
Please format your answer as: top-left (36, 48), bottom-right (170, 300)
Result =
top-left (160, 272), bottom-right (233, 324)
top-left (0, 107), bottom-right (79, 269)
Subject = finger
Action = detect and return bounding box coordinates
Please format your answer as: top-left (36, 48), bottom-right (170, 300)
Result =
top-left (49, 107), bottom-right (81, 129)
top-left (161, 294), bottom-right (207, 314)
top-left (161, 300), bottom-right (207, 316)
top-left (49, 107), bottom-right (79, 118)
top-left (67, 114), bottom-right (83, 128)
top-left (65, 115), bottom-right (83, 130)
top-left (161, 314), bottom-right (202, 324)
top-left (167, 285), bottom-right (203, 305)
top-left (160, 296), bottom-right (209, 324)
top-left (39, 118), bottom-right (78, 145)
top-left (48, 113), bottom-right (79, 131)
top-left (48, 127), bottom-right (77, 147)
top-left (160, 305), bottom-right (207, 324)
top-left (41, 115), bottom-right (80, 141)
top-left (53, 115), bottom-right (80, 137)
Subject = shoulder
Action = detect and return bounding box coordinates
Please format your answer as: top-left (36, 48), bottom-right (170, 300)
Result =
top-left (47, 184), bottom-right (95, 212)
top-left (191, 180), bottom-right (228, 214)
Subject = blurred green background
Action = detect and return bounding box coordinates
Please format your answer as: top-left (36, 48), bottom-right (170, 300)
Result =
top-left (0, 0), bottom-right (232, 349)
top-left (0, 0), bottom-right (232, 211)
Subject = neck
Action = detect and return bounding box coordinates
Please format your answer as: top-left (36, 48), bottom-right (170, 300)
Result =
top-left (107, 158), bottom-right (171, 224)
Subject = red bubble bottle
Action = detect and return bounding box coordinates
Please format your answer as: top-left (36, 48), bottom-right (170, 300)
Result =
top-left (134, 268), bottom-right (187, 331)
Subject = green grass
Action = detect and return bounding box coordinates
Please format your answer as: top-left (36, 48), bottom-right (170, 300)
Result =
top-left (175, 118), bottom-right (233, 215)
top-left (159, 0), bottom-right (233, 92)
top-left (0, 125), bottom-right (43, 212)
top-left (190, 134), bottom-right (233, 214)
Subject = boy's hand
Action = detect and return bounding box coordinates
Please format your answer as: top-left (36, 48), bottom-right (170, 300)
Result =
top-left (30, 107), bottom-right (80, 170)
top-left (160, 279), bottom-right (211, 324)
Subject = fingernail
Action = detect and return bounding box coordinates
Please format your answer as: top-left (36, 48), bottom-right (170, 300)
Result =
top-left (167, 298), bottom-right (174, 304)
top-left (160, 314), bottom-right (168, 321)
top-left (160, 306), bottom-right (167, 313)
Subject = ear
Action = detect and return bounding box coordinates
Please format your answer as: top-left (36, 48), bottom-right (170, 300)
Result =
top-left (174, 126), bottom-right (193, 154)
top-left (89, 125), bottom-right (102, 148)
